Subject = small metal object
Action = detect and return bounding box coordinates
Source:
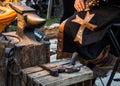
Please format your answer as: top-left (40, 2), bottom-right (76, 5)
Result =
top-left (64, 65), bottom-right (80, 73)
top-left (40, 63), bottom-right (81, 77)
top-left (40, 65), bottom-right (59, 77)
top-left (34, 29), bottom-right (46, 41)
top-left (70, 52), bottom-right (78, 65)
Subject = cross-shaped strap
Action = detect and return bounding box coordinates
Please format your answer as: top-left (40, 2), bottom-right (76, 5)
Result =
top-left (72, 11), bottom-right (97, 44)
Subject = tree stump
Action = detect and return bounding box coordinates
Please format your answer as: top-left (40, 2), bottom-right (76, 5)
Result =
top-left (0, 32), bottom-right (50, 86)
top-left (0, 42), bottom-right (5, 86)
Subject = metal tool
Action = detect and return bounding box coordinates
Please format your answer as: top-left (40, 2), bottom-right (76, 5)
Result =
top-left (40, 63), bottom-right (81, 77)
top-left (70, 52), bottom-right (78, 65)
top-left (40, 65), bottom-right (59, 77)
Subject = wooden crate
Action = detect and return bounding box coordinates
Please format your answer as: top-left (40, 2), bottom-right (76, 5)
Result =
top-left (0, 32), bottom-right (50, 86)
top-left (22, 59), bottom-right (93, 86)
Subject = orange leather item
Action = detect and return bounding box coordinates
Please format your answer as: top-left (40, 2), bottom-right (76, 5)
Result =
top-left (57, 19), bottom-right (72, 59)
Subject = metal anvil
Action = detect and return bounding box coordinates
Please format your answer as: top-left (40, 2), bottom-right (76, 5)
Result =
top-left (9, 2), bottom-right (46, 38)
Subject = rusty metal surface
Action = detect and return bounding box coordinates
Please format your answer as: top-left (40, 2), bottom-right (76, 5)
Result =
top-left (9, 2), bottom-right (46, 39)
top-left (9, 2), bottom-right (35, 14)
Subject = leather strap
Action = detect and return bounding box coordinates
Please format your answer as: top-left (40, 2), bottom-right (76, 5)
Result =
top-left (57, 19), bottom-right (72, 59)
top-left (72, 11), bottom-right (97, 44)
top-left (79, 45), bottom-right (110, 65)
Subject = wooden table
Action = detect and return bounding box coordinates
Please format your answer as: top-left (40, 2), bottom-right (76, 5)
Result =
top-left (22, 59), bottom-right (93, 86)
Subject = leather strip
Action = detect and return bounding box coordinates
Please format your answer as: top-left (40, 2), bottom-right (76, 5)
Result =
top-left (72, 11), bottom-right (97, 44)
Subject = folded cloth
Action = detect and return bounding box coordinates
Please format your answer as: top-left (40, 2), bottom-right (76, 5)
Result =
top-left (63, 5), bottom-right (120, 60)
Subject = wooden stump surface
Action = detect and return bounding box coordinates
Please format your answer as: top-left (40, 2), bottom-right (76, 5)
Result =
top-left (0, 32), bottom-right (50, 86)
top-left (0, 43), bottom-right (5, 86)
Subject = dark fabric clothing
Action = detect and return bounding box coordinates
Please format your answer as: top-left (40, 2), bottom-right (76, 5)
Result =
top-left (60, 0), bottom-right (120, 23)
top-left (109, 0), bottom-right (120, 5)
top-left (60, 0), bottom-right (75, 23)
top-left (63, 5), bottom-right (120, 60)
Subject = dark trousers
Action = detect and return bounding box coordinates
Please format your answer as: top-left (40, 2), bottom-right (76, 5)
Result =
top-left (60, 0), bottom-right (75, 23)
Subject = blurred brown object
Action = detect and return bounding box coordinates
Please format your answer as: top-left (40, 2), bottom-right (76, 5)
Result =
top-left (42, 23), bottom-right (59, 39)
